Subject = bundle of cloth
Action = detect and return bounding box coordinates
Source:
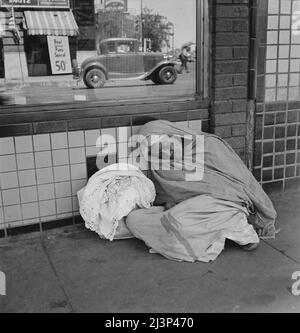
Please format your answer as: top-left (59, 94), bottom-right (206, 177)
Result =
top-left (78, 163), bottom-right (156, 241)
top-left (124, 120), bottom-right (277, 262)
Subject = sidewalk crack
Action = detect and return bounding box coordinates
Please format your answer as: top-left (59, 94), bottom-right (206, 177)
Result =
top-left (40, 238), bottom-right (75, 313)
top-left (263, 240), bottom-right (300, 266)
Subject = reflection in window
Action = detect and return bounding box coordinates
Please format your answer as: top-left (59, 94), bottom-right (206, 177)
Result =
top-left (0, 0), bottom-right (206, 107)
top-left (265, 0), bottom-right (300, 101)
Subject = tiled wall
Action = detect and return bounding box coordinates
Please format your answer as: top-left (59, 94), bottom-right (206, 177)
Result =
top-left (0, 120), bottom-right (202, 236)
top-left (254, 102), bottom-right (300, 191)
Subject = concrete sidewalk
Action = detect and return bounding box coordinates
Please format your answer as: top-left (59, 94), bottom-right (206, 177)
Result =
top-left (0, 190), bottom-right (300, 313)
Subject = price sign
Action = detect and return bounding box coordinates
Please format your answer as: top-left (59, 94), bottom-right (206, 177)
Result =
top-left (47, 36), bottom-right (72, 75)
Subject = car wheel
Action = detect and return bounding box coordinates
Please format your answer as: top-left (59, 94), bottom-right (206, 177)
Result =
top-left (158, 66), bottom-right (177, 85)
top-left (84, 68), bottom-right (106, 89)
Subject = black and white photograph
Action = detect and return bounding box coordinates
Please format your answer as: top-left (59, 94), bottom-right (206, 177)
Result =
top-left (0, 0), bottom-right (299, 318)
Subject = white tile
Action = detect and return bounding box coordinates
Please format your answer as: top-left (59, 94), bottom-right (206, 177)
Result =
top-left (0, 208), bottom-right (4, 225)
top-left (41, 215), bottom-right (56, 223)
top-left (85, 130), bottom-right (100, 147)
top-left (86, 146), bottom-right (100, 157)
top-left (51, 133), bottom-right (68, 150)
top-left (20, 187), bottom-right (38, 204)
top-left (72, 196), bottom-right (80, 212)
top-left (33, 134), bottom-right (51, 152)
top-left (131, 126), bottom-right (142, 136)
top-left (117, 127), bottom-right (131, 143)
top-left (22, 202), bottom-right (39, 220)
top-left (55, 182), bottom-right (72, 198)
top-left (36, 168), bottom-right (54, 185)
top-left (15, 136), bottom-right (33, 153)
top-left (19, 170), bottom-right (36, 187)
top-left (52, 149), bottom-right (69, 166)
top-left (0, 137), bottom-right (15, 155)
top-left (38, 184), bottom-right (55, 201)
top-left (16, 153), bottom-right (35, 170)
top-left (71, 179), bottom-right (86, 196)
top-left (39, 200), bottom-right (56, 217)
top-left (4, 205), bottom-right (22, 222)
top-left (0, 172), bottom-right (18, 189)
top-left (35, 151), bottom-right (52, 168)
top-left (54, 166), bottom-right (70, 182)
top-left (69, 147), bottom-right (86, 164)
top-left (101, 128), bottom-right (117, 138)
top-left (2, 189), bottom-right (20, 206)
top-left (56, 197), bottom-right (73, 214)
top-left (188, 120), bottom-right (203, 132)
top-left (71, 164), bottom-right (87, 180)
top-left (0, 155), bottom-right (17, 173)
top-left (68, 131), bottom-right (84, 148)
top-left (56, 213), bottom-right (73, 220)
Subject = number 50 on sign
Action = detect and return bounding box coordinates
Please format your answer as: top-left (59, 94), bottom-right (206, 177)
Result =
top-left (47, 36), bottom-right (72, 75)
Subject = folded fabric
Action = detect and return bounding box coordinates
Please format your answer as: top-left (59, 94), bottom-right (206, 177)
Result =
top-left (137, 120), bottom-right (277, 239)
top-left (126, 195), bottom-right (260, 263)
top-left (78, 163), bottom-right (156, 241)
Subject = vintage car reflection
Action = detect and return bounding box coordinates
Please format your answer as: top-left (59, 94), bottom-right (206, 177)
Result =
top-left (73, 38), bottom-right (178, 88)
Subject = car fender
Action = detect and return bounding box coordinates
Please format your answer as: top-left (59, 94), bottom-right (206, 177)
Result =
top-left (82, 62), bottom-right (109, 80)
top-left (141, 60), bottom-right (178, 81)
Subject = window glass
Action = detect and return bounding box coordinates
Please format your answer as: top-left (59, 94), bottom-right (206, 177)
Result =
top-left (0, 0), bottom-right (204, 107)
top-left (265, 0), bottom-right (300, 101)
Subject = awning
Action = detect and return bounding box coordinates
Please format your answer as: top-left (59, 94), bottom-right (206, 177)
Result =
top-left (24, 11), bottom-right (79, 36)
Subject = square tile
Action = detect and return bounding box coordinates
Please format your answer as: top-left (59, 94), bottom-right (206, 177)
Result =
top-left (15, 136), bottom-right (33, 153)
top-left (0, 137), bottom-right (15, 155)
top-left (52, 149), bottom-right (69, 166)
top-left (71, 179), bottom-right (86, 196)
top-left (68, 131), bottom-right (84, 148)
top-left (22, 202), bottom-right (39, 220)
top-left (117, 127), bottom-right (131, 143)
top-left (54, 166), bottom-right (70, 182)
top-left (55, 182), bottom-right (72, 198)
top-left (0, 172), bottom-right (18, 190)
top-left (72, 196), bottom-right (80, 212)
top-left (51, 133), bottom-right (68, 150)
top-left (188, 120), bottom-right (203, 132)
top-left (2, 189), bottom-right (20, 206)
top-left (0, 208), bottom-right (4, 225)
top-left (71, 164), bottom-right (87, 180)
top-left (33, 134), bottom-right (51, 152)
top-left (16, 153), bottom-right (35, 170)
top-left (41, 215), bottom-right (56, 223)
top-left (36, 168), bottom-right (54, 185)
top-left (69, 148), bottom-right (86, 164)
top-left (56, 197), bottom-right (73, 214)
top-left (35, 151), bottom-right (52, 168)
top-left (86, 146), bottom-right (100, 157)
top-left (85, 130), bottom-right (100, 147)
top-left (20, 187), bottom-right (38, 204)
top-left (38, 184), bottom-right (55, 201)
top-left (18, 170), bottom-right (36, 187)
top-left (4, 205), bottom-right (22, 223)
top-left (39, 200), bottom-right (56, 217)
top-left (131, 126), bottom-right (142, 136)
top-left (0, 155), bottom-right (17, 173)
top-left (101, 127), bottom-right (117, 138)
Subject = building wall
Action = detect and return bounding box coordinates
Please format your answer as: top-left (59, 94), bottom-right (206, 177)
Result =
top-left (210, 0), bottom-right (250, 164)
top-left (0, 106), bottom-right (209, 237)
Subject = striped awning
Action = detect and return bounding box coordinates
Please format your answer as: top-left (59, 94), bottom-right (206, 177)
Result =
top-left (24, 11), bottom-right (79, 36)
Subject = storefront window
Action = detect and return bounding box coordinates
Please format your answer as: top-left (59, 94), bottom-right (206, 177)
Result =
top-left (0, 0), bottom-right (207, 107)
top-left (265, 0), bottom-right (300, 102)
